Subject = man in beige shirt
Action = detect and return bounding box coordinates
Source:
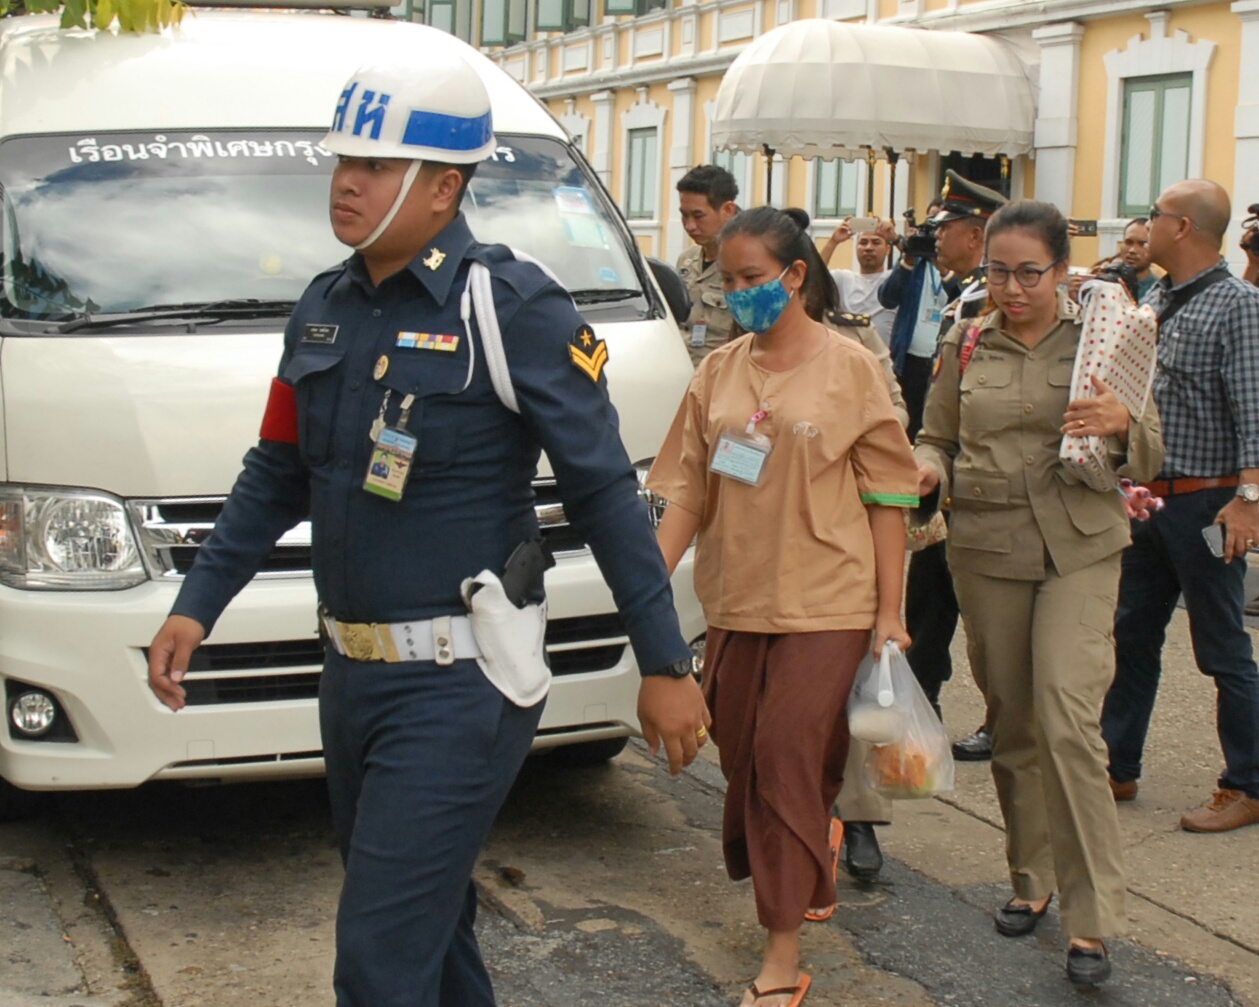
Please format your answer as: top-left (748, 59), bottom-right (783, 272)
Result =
top-left (676, 165), bottom-right (739, 365)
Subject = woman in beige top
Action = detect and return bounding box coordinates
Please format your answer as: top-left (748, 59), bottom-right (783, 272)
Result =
top-left (649, 207), bottom-right (919, 1007)
top-left (915, 200), bottom-right (1163, 987)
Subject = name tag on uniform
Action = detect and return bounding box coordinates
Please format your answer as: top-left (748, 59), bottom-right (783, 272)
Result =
top-left (710, 430), bottom-right (771, 486)
top-left (302, 323), bottom-right (339, 345)
top-left (690, 321), bottom-right (708, 348)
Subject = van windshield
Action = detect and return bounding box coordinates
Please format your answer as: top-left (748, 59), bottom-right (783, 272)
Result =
top-left (0, 130), bottom-right (645, 327)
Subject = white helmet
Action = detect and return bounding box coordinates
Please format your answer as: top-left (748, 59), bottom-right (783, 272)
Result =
top-left (323, 52), bottom-right (495, 249)
top-left (322, 52), bottom-right (495, 162)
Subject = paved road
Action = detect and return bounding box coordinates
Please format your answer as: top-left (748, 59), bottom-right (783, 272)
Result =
top-left (2, 606), bottom-right (1257, 1007)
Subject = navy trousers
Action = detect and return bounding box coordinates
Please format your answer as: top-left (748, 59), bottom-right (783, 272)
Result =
top-left (1102, 486), bottom-right (1259, 798)
top-left (319, 650), bottom-right (544, 1007)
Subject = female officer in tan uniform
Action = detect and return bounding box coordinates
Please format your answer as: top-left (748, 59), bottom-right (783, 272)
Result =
top-left (915, 201), bottom-right (1162, 986)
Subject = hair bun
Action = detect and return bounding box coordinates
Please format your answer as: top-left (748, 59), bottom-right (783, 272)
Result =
top-left (781, 207), bottom-right (811, 232)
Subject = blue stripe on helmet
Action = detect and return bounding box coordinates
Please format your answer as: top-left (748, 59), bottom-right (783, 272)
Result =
top-left (401, 108), bottom-right (493, 152)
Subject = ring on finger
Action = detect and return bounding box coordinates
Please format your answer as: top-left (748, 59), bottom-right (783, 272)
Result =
top-left (696, 725), bottom-right (708, 740)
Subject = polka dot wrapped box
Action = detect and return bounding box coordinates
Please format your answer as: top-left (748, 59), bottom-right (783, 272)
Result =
top-left (1059, 279), bottom-right (1159, 492)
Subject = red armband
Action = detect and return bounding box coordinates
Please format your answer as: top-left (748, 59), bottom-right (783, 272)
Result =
top-left (259, 378), bottom-right (298, 444)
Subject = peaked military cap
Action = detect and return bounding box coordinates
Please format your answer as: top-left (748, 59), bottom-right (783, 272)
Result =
top-left (930, 169), bottom-right (1007, 225)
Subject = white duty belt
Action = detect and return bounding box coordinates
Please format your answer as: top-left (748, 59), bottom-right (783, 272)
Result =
top-left (320, 611), bottom-right (481, 665)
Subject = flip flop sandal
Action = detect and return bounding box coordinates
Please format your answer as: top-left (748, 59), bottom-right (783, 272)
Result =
top-left (748, 972), bottom-right (812, 1006)
top-left (803, 819), bottom-right (842, 922)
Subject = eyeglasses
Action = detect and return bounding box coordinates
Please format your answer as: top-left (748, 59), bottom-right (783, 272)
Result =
top-left (1149, 204), bottom-right (1200, 230)
top-left (982, 258), bottom-right (1064, 289)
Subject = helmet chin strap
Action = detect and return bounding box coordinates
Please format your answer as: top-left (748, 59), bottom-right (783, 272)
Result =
top-left (354, 159), bottom-right (424, 252)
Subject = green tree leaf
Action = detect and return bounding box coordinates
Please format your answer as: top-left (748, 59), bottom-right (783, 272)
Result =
top-left (5, 0), bottom-right (186, 33)
top-left (59, 0), bottom-right (88, 28)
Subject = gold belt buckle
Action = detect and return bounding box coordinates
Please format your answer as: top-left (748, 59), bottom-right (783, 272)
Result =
top-left (338, 622), bottom-right (382, 662)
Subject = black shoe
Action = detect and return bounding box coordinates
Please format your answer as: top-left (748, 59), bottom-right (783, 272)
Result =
top-left (952, 726), bottom-right (993, 762)
top-left (994, 894), bottom-right (1053, 937)
top-left (840, 821), bottom-right (883, 882)
top-left (1067, 944), bottom-right (1111, 985)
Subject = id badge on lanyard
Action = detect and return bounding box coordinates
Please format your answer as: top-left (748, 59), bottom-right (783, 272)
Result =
top-left (364, 391), bottom-right (417, 502)
top-left (709, 408), bottom-right (771, 486)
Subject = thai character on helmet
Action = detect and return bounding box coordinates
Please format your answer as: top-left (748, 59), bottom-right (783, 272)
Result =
top-left (320, 51), bottom-right (496, 251)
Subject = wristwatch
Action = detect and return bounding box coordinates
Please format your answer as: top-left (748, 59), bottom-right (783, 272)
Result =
top-left (1237, 483), bottom-right (1259, 503)
top-left (643, 658), bottom-right (695, 679)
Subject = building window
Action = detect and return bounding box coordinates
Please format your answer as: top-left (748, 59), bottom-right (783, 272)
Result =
top-left (712, 148), bottom-right (748, 191)
top-left (427, 0), bottom-right (471, 41)
top-left (625, 127), bottom-right (658, 219)
top-left (481, 0), bottom-right (527, 46)
top-left (939, 152), bottom-right (1011, 199)
top-left (537, 0), bottom-right (591, 31)
top-left (813, 159), bottom-right (858, 219)
top-left (1119, 73), bottom-right (1191, 218)
top-left (604, 0), bottom-right (667, 16)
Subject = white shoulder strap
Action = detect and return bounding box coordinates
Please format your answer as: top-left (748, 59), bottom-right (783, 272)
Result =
top-left (459, 248), bottom-right (569, 415)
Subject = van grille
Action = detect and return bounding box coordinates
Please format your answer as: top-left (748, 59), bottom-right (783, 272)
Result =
top-left (146, 612), bottom-right (629, 707)
top-left (127, 478), bottom-right (587, 581)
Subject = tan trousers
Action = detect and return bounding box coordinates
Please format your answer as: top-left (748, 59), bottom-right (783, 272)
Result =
top-left (836, 740), bottom-right (893, 824)
top-left (953, 554), bottom-right (1126, 938)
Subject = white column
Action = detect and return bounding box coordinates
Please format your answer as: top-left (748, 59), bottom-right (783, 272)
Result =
top-left (1232, 0), bottom-right (1259, 274)
top-left (591, 90), bottom-right (615, 187)
top-left (665, 78), bottom-right (697, 262)
top-left (890, 155), bottom-right (911, 224)
top-left (770, 152), bottom-right (787, 208)
top-left (1031, 22), bottom-right (1085, 217)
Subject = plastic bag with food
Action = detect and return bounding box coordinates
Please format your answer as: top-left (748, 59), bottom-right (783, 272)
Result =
top-left (855, 643), bottom-right (955, 798)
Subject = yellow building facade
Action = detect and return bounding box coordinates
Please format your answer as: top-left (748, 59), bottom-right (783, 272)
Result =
top-left (427, 0), bottom-right (1259, 273)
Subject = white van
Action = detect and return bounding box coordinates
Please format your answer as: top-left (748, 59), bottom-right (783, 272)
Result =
top-left (0, 5), bottom-right (703, 814)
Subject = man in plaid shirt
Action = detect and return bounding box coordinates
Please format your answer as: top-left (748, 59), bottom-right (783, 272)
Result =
top-left (1102, 179), bottom-right (1259, 833)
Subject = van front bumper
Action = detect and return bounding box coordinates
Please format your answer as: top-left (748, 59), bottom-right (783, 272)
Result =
top-left (0, 553), bottom-right (703, 791)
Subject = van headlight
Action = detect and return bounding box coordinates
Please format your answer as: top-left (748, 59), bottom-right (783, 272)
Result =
top-left (633, 459), bottom-right (667, 529)
top-left (0, 486), bottom-right (145, 590)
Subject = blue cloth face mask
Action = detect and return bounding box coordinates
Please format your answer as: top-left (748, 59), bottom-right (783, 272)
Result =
top-left (724, 266), bottom-right (793, 334)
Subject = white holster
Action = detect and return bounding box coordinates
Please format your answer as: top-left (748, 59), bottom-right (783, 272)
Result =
top-left (460, 570), bottom-right (551, 708)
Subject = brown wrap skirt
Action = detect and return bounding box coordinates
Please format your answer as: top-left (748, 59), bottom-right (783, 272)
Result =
top-left (703, 627), bottom-right (868, 930)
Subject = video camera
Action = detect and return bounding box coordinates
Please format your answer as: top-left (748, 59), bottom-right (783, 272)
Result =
top-left (901, 207), bottom-right (938, 260)
top-left (1242, 203), bottom-right (1259, 253)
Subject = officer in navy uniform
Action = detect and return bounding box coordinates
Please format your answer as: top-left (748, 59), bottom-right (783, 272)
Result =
top-left (904, 170), bottom-right (1005, 763)
top-left (147, 54), bottom-right (708, 1007)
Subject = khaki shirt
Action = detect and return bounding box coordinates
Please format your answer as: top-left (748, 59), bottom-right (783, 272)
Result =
top-left (648, 331), bottom-right (919, 633)
top-left (915, 295), bottom-right (1164, 581)
top-left (677, 244), bottom-right (733, 365)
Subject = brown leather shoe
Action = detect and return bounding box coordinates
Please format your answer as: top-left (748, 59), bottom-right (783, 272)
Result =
top-left (1180, 789), bottom-right (1259, 833)
top-left (1109, 777), bottom-right (1138, 802)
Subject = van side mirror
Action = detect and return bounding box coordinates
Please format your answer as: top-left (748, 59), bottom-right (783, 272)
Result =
top-left (646, 257), bottom-right (691, 327)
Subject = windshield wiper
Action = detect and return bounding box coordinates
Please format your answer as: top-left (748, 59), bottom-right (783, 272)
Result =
top-left (56, 299), bottom-right (298, 334)
top-left (568, 288), bottom-right (643, 306)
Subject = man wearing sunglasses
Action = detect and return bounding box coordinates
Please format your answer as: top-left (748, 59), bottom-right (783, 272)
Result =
top-left (1102, 180), bottom-right (1259, 833)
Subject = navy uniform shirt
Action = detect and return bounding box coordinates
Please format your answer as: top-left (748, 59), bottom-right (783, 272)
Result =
top-left (172, 213), bottom-right (691, 675)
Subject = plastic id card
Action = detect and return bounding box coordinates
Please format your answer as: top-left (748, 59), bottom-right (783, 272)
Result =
top-left (363, 426), bottom-right (417, 501)
top-left (710, 430), bottom-right (771, 486)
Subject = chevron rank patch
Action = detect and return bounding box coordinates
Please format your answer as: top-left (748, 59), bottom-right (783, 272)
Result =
top-left (569, 324), bottom-right (608, 383)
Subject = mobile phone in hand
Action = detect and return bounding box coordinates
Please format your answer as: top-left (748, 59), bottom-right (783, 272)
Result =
top-left (847, 216), bottom-right (880, 233)
top-left (1202, 523), bottom-right (1226, 559)
top-left (1070, 219), bottom-right (1099, 237)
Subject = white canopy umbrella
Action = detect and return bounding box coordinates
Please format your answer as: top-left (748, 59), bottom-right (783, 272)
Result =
top-left (712, 18), bottom-right (1036, 201)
